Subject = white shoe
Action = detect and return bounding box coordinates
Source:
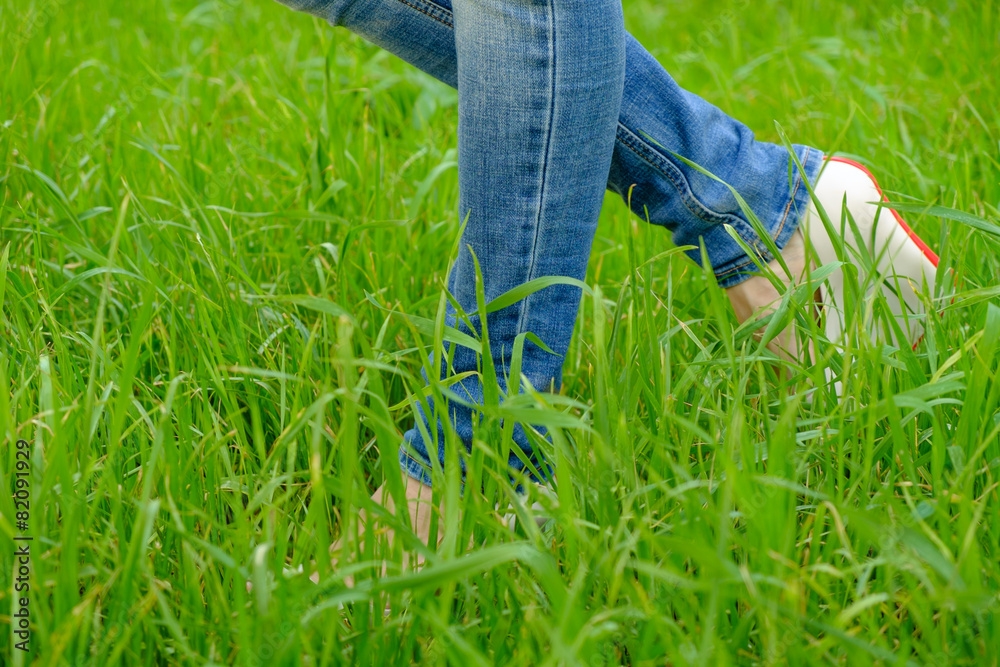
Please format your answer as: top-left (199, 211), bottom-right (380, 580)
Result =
top-left (503, 482), bottom-right (558, 532)
top-left (727, 157), bottom-right (941, 365)
top-left (803, 157), bottom-right (939, 348)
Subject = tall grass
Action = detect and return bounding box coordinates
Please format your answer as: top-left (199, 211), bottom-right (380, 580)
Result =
top-left (1, 0), bottom-right (999, 664)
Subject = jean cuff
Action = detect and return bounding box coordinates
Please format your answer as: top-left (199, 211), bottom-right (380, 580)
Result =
top-left (713, 145), bottom-right (825, 289)
top-left (398, 446), bottom-right (435, 488)
top-left (398, 439), bottom-right (556, 492)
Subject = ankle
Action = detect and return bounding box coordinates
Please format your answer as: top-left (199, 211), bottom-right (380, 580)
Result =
top-left (725, 228), bottom-right (809, 323)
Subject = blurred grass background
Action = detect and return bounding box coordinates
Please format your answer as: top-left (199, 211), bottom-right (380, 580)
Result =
top-left (2, 0), bottom-right (1000, 664)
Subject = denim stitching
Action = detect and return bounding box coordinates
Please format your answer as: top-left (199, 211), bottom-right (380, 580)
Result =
top-left (615, 125), bottom-right (763, 251)
top-left (402, 448), bottom-right (432, 472)
top-left (771, 146), bottom-right (809, 243)
top-left (714, 147), bottom-right (814, 280)
top-left (615, 128), bottom-right (819, 280)
top-left (615, 130), bottom-right (765, 277)
top-left (716, 255), bottom-right (758, 278)
top-left (515, 4), bottom-right (557, 337)
top-left (390, 0), bottom-right (453, 28)
top-left (401, 445), bottom-right (436, 485)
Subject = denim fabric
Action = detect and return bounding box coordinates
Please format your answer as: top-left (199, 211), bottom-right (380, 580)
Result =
top-left (275, 0), bottom-right (824, 486)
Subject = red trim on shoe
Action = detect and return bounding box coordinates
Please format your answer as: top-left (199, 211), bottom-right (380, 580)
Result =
top-left (822, 157), bottom-right (946, 350)
top-left (824, 156), bottom-right (940, 267)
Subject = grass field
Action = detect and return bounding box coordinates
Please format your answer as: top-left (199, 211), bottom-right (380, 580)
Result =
top-left (3, 0), bottom-right (1000, 664)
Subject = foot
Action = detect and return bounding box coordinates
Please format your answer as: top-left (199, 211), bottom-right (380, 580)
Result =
top-left (727, 157), bottom-right (939, 361)
top-left (311, 473), bottom-right (439, 586)
top-left (726, 224), bottom-right (814, 364)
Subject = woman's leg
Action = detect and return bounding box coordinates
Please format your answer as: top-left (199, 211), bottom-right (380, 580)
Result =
top-left (396, 0), bottom-right (626, 485)
top-left (303, 0), bottom-right (625, 580)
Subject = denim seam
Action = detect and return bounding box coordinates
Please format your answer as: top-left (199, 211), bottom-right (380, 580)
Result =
top-left (616, 129), bottom-right (762, 279)
top-left (402, 448), bottom-right (432, 474)
top-left (770, 146), bottom-right (809, 244)
top-left (399, 447), bottom-right (434, 486)
top-left (515, 4), bottom-right (557, 336)
top-left (713, 146), bottom-right (815, 281)
top-left (390, 0), bottom-right (453, 28)
top-left (714, 253), bottom-right (758, 279)
top-left (614, 125), bottom-right (763, 249)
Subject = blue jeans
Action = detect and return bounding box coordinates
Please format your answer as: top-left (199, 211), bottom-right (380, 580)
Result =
top-left (276, 0), bottom-right (824, 487)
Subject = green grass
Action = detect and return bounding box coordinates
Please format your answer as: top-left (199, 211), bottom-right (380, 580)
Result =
top-left (2, 0), bottom-right (1000, 664)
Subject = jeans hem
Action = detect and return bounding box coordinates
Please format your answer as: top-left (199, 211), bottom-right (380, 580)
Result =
top-left (713, 145), bottom-right (824, 289)
top-left (399, 437), bottom-right (556, 491)
top-left (398, 447), bottom-right (434, 488)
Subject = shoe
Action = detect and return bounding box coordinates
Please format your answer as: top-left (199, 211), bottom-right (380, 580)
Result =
top-left (503, 481), bottom-right (558, 532)
top-left (727, 157), bottom-right (939, 363)
top-left (803, 156), bottom-right (939, 349)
